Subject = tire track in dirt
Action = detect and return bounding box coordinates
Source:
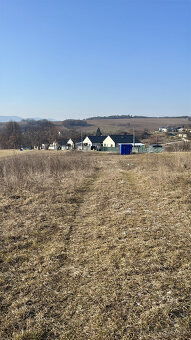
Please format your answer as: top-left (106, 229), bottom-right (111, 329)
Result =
top-left (63, 167), bottom-right (101, 244)
top-left (55, 165), bottom-right (136, 339)
top-left (56, 162), bottom-right (191, 340)
top-left (0, 165), bottom-right (103, 340)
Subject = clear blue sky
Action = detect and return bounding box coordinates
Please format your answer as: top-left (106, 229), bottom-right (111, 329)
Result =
top-left (0, 0), bottom-right (190, 120)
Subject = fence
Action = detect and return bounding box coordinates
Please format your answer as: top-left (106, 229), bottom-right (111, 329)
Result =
top-left (132, 146), bottom-right (164, 153)
top-left (100, 146), bottom-right (120, 153)
top-left (100, 145), bottom-right (164, 154)
top-left (79, 145), bottom-right (164, 154)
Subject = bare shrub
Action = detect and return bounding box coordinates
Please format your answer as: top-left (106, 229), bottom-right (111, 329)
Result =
top-left (165, 141), bottom-right (191, 152)
top-left (134, 152), bottom-right (191, 193)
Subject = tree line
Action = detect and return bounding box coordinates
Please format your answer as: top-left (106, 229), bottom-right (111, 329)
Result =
top-left (0, 120), bottom-right (82, 149)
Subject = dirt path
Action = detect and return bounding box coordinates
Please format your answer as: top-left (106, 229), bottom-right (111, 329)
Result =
top-left (54, 159), bottom-right (191, 339)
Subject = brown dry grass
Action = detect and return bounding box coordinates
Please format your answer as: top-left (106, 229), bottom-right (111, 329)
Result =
top-left (0, 151), bottom-right (191, 339)
top-left (0, 150), bottom-right (26, 158)
top-left (61, 117), bottom-right (190, 134)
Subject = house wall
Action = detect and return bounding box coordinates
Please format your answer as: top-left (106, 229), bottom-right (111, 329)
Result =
top-left (49, 144), bottom-right (57, 150)
top-left (178, 134), bottom-right (187, 138)
top-left (48, 141), bottom-right (58, 150)
top-left (83, 137), bottom-right (92, 146)
top-left (67, 138), bottom-right (74, 147)
top-left (103, 136), bottom-right (115, 147)
top-left (159, 128), bottom-right (168, 132)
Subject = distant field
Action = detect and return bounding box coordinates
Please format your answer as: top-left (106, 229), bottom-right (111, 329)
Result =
top-left (56, 117), bottom-right (190, 135)
top-left (0, 151), bottom-right (191, 339)
top-left (82, 117), bottom-right (190, 133)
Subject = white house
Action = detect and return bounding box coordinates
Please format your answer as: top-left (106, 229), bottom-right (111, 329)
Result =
top-left (102, 135), bottom-right (144, 147)
top-left (48, 141), bottom-right (58, 150)
top-left (66, 138), bottom-right (74, 149)
top-left (178, 133), bottom-right (188, 139)
top-left (159, 127), bottom-right (168, 133)
top-left (177, 127), bottom-right (184, 132)
top-left (83, 136), bottom-right (107, 149)
top-left (83, 136), bottom-right (92, 147)
top-left (41, 143), bottom-right (49, 150)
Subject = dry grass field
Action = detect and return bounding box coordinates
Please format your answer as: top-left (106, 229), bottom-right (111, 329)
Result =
top-left (87, 117), bottom-right (190, 133)
top-left (0, 151), bottom-right (191, 339)
top-left (0, 150), bottom-right (24, 158)
top-left (57, 117), bottom-right (190, 134)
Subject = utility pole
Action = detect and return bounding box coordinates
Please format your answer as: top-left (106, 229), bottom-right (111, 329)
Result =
top-left (81, 130), bottom-right (83, 150)
top-left (133, 127), bottom-right (135, 147)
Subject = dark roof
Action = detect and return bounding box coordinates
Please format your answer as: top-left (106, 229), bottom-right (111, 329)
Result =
top-left (109, 135), bottom-right (141, 144)
top-left (87, 136), bottom-right (107, 143)
top-left (150, 144), bottom-right (163, 148)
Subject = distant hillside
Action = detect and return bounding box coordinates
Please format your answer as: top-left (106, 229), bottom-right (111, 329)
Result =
top-left (0, 116), bottom-right (56, 123)
top-left (87, 115), bottom-right (190, 120)
top-left (87, 115), bottom-right (145, 120)
top-left (62, 119), bottom-right (91, 129)
top-left (0, 116), bottom-right (23, 122)
top-left (57, 117), bottom-right (191, 135)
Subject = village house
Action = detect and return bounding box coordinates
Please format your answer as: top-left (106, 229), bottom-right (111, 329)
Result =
top-left (61, 139), bottom-right (74, 150)
top-left (158, 126), bottom-right (180, 133)
top-left (177, 127), bottom-right (185, 133)
top-left (178, 133), bottom-right (188, 139)
top-left (158, 127), bottom-right (168, 132)
top-left (66, 138), bottom-right (74, 149)
top-left (82, 136), bottom-right (107, 150)
top-left (103, 135), bottom-right (143, 147)
top-left (48, 141), bottom-right (58, 150)
top-left (41, 143), bottom-right (49, 150)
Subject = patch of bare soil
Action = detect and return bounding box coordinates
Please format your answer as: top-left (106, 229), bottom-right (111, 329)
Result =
top-left (0, 152), bottom-right (191, 339)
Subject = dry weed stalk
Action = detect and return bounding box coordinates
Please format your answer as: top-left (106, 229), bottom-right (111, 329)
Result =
top-left (0, 151), bottom-right (96, 193)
